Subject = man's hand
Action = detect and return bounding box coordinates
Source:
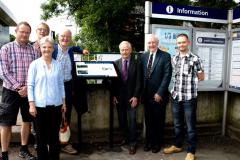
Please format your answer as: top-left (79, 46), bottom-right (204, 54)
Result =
top-left (154, 93), bottom-right (163, 103)
top-left (129, 97), bottom-right (138, 108)
top-left (197, 72), bottom-right (204, 81)
top-left (113, 96), bottom-right (119, 105)
top-left (83, 49), bottom-right (90, 55)
top-left (18, 86), bottom-right (27, 97)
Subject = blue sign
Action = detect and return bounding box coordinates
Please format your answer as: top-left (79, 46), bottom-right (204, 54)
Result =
top-left (152, 2), bottom-right (228, 24)
top-left (233, 6), bottom-right (240, 23)
top-left (197, 37), bottom-right (225, 45)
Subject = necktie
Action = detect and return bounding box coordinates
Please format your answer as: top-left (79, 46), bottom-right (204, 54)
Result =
top-left (146, 53), bottom-right (153, 79)
top-left (122, 60), bottom-right (128, 81)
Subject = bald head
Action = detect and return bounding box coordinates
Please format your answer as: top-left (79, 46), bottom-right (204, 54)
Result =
top-left (119, 41), bottom-right (132, 60)
top-left (59, 28), bottom-right (72, 37)
top-left (119, 41), bottom-right (132, 50)
top-left (58, 28), bottom-right (72, 49)
top-left (146, 34), bottom-right (159, 53)
top-left (146, 34), bottom-right (159, 45)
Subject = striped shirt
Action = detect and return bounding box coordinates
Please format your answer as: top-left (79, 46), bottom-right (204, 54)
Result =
top-left (56, 45), bottom-right (72, 81)
top-left (0, 41), bottom-right (40, 91)
top-left (171, 51), bottom-right (204, 101)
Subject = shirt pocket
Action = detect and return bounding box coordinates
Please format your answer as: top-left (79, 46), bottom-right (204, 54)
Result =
top-left (183, 63), bottom-right (193, 75)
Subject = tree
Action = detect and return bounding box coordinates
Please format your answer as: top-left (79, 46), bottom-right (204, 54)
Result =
top-left (41, 0), bottom-right (237, 51)
top-left (193, 0), bottom-right (236, 9)
top-left (41, 0), bottom-right (145, 51)
top-left (10, 34), bottom-right (15, 42)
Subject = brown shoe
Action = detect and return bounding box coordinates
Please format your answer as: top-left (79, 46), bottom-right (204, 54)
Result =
top-left (185, 153), bottom-right (195, 160)
top-left (129, 146), bottom-right (136, 155)
top-left (163, 145), bottom-right (182, 154)
top-left (61, 144), bottom-right (78, 155)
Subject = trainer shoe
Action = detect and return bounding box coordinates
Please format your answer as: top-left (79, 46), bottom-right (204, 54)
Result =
top-left (19, 149), bottom-right (36, 160)
top-left (185, 153), bottom-right (196, 160)
top-left (61, 144), bottom-right (78, 155)
top-left (0, 154), bottom-right (9, 160)
top-left (163, 145), bottom-right (182, 154)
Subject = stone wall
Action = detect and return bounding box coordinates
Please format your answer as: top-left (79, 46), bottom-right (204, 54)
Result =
top-left (227, 92), bottom-right (240, 141)
top-left (70, 87), bottom-right (224, 142)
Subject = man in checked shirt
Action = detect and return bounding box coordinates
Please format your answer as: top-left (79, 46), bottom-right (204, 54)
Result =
top-left (0, 22), bottom-right (39, 160)
top-left (163, 33), bottom-right (204, 160)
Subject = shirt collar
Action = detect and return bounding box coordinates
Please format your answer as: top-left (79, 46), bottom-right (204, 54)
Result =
top-left (58, 44), bottom-right (69, 53)
top-left (176, 51), bottom-right (191, 58)
top-left (122, 57), bottom-right (130, 63)
top-left (14, 40), bottom-right (29, 47)
top-left (150, 50), bottom-right (157, 56)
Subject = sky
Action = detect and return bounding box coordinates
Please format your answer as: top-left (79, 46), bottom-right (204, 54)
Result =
top-left (1, 0), bottom-right (77, 41)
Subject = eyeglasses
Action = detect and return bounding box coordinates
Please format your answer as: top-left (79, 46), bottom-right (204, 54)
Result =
top-left (37, 28), bottom-right (48, 32)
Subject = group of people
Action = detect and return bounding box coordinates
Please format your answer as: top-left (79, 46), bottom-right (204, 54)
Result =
top-left (0, 21), bottom-right (204, 160)
top-left (113, 34), bottom-right (204, 160)
top-left (0, 21), bottom-right (88, 160)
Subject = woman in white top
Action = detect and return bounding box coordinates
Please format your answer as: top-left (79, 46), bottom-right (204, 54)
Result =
top-left (28, 36), bottom-right (66, 160)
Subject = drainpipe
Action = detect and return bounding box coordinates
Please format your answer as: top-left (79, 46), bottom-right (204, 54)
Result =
top-left (222, 9), bottom-right (233, 136)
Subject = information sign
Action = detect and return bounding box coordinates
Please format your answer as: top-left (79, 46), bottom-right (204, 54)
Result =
top-left (194, 30), bottom-right (226, 90)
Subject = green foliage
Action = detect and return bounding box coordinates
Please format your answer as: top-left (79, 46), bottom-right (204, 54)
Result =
top-left (156, 0), bottom-right (193, 5)
top-left (193, 0), bottom-right (236, 9)
top-left (9, 34), bottom-right (15, 42)
top-left (41, 0), bottom-right (145, 51)
top-left (41, 0), bottom-right (237, 51)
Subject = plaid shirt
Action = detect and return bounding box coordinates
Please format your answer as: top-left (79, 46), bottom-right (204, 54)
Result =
top-left (171, 51), bottom-right (204, 101)
top-left (0, 41), bottom-right (40, 91)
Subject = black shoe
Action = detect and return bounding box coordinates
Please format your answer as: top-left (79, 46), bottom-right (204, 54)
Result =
top-left (0, 155), bottom-right (9, 160)
top-left (152, 145), bottom-right (160, 153)
top-left (143, 143), bottom-right (152, 152)
top-left (129, 145), bottom-right (136, 155)
top-left (19, 150), bottom-right (36, 160)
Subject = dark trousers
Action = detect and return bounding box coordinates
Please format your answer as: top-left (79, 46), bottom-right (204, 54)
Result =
top-left (64, 80), bottom-right (73, 124)
top-left (144, 99), bottom-right (166, 147)
top-left (172, 98), bottom-right (197, 154)
top-left (116, 94), bottom-right (137, 146)
top-left (34, 106), bottom-right (62, 160)
top-left (65, 79), bottom-right (87, 146)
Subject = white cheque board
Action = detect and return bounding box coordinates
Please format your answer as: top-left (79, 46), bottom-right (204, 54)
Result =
top-left (75, 61), bottom-right (118, 78)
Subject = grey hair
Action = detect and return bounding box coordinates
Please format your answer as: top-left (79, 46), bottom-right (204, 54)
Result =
top-left (58, 28), bottom-right (72, 37)
top-left (119, 41), bottom-right (132, 49)
top-left (146, 34), bottom-right (159, 45)
top-left (39, 36), bottom-right (54, 47)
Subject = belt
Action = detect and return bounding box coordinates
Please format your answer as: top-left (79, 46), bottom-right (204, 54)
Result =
top-left (64, 79), bottom-right (72, 83)
top-left (46, 105), bottom-right (55, 107)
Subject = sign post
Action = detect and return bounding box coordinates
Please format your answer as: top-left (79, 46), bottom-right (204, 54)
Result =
top-left (144, 1), bottom-right (237, 136)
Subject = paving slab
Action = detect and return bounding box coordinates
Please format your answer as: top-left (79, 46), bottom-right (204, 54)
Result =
top-left (4, 136), bottom-right (240, 160)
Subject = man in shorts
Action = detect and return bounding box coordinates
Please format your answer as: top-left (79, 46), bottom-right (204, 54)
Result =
top-left (0, 21), bottom-right (39, 160)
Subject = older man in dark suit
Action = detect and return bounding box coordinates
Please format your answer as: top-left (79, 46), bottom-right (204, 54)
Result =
top-left (113, 41), bottom-right (142, 155)
top-left (141, 34), bottom-right (172, 153)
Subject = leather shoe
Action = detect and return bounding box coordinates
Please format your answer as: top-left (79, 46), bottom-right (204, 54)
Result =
top-left (152, 145), bottom-right (160, 153)
top-left (129, 146), bottom-right (136, 155)
top-left (143, 143), bottom-right (152, 152)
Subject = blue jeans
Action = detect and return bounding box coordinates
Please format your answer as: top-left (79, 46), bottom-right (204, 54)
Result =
top-left (172, 98), bottom-right (197, 154)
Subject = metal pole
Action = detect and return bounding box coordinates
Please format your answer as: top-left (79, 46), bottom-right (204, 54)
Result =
top-left (144, 1), bottom-right (151, 51)
top-left (143, 1), bottom-right (152, 139)
top-left (222, 9), bottom-right (233, 136)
